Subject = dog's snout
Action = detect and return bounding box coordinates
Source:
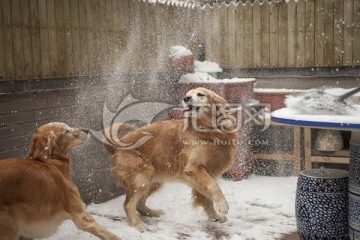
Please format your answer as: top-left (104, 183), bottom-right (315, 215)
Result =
top-left (183, 96), bottom-right (192, 103)
top-left (80, 128), bottom-right (89, 134)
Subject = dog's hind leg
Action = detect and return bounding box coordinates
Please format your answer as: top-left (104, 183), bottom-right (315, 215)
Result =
top-left (192, 190), bottom-right (227, 223)
top-left (123, 173), bottom-right (156, 232)
top-left (137, 182), bottom-right (165, 218)
top-left (0, 208), bottom-right (17, 240)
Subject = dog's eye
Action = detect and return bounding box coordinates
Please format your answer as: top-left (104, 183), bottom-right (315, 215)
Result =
top-left (197, 93), bottom-right (205, 97)
top-left (64, 129), bottom-right (70, 134)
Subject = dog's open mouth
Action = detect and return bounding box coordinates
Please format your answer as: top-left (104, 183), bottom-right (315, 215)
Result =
top-left (182, 105), bottom-right (200, 113)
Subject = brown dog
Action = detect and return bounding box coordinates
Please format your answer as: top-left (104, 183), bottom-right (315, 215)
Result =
top-left (105, 87), bottom-right (238, 231)
top-left (0, 122), bottom-right (120, 240)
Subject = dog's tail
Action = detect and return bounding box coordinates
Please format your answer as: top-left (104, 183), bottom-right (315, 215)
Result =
top-left (103, 123), bottom-right (137, 154)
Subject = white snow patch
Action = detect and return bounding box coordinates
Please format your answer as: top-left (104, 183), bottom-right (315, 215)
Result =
top-left (272, 107), bottom-right (360, 124)
top-left (285, 89), bottom-right (360, 115)
top-left (45, 176), bottom-right (298, 240)
top-left (169, 46), bottom-right (193, 59)
top-left (194, 60), bottom-right (222, 73)
top-left (254, 88), bottom-right (310, 93)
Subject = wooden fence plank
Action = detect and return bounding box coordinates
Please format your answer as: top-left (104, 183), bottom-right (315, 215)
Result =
top-left (235, 4), bottom-right (244, 68)
top-left (70, 0), bottom-right (80, 76)
top-left (3, 0), bottom-right (15, 80)
top-left (296, 0), bottom-right (305, 67)
top-left (203, 6), bottom-right (213, 61)
top-left (244, 3), bottom-right (253, 68)
top-left (132, 0), bottom-right (141, 72)
top-left (219, 6), bottom-right (229, 68)
top-left (115, 0), bottom-right (125, 73)
top-left (260, 3), bottom-right (270, 68)
top-left (323, 0), bottom-right (334, 66)
top-left (47, 0), bottom-right (58, 77)
top-left (353, 0), bottom-right (360, 65)
top-left (333, 0), bottom-right (344, 66)
top-left (39, 0), bottom-right (50, 78)
top-left (278, 2), bottom-right (287, 67)
top-left (92, 0), bottom-right (101, 75)
top-left (154, 4), bottom-right (167, 72)
top-left (228, 5), bottom-right (236, 69)
top-left (78, 0), bottom-right (88, 75)
top-left (111, 0), bottom-right (120, 73)
top-left (343, 0), bottom-right (353, 66)
top-left (0, 0), bottom-right (6, 80)
top-left (315, 0), bottom-right (324, 66)
top-left (20, 0), bottom-right (33, 79)
top-left (120, 0), bottom-right (129, 32)
top-left (85, 0), bottom-right (95, 75)
top-left (30, 0), bottom-right (42, 79)
top-left (252, 3), bottom-right (261, 68)
top-left (212, 6), bottom-right (221, 64)
top-left (144, 2), bottom-right (156, 70)
top-left (287, 0), bottom-right (296, 67)
top-left (270, 3), bottom-right (279, 67)
top-left (12, 0), bottom-right (25, 79)
top-left (63, 0), bottom-right (73, 76)
top-left (55, 0), bottom-right (66, 77)
top-left (305, 0), bottom-right (315, 67)
top-left (138, 0), bottom-right (148, 72)
top-left (21, 0), bottom-right (33, 79)
top-left (98, 0), bottom-right (108, 74)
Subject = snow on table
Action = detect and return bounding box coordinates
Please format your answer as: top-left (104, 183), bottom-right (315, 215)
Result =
top-left (45, 176), bottom-right (298, 240)
top-left (272, 107), bottom-right (360, 126)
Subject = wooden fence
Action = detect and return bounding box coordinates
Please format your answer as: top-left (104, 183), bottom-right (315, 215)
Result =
top-left (203, 0), bottom-right (360, 69)
top-left (0, 0), bottom-right (359, 81)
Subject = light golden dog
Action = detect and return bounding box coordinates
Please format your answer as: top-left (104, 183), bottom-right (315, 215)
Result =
top-left (0, 122), bottom-right (120, 240)
top-left (105, 87), bottom-right (238, 231)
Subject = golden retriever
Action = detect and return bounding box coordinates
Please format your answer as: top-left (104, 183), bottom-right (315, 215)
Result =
top-left (0, 122), bottom-right (120, 240)
top-left (105, 87), bottom-right (238, 231)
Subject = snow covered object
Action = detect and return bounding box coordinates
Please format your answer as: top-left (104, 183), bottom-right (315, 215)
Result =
top-left (169, 46), bottom-right (195, 73)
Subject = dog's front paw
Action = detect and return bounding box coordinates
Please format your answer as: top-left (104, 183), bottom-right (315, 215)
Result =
top-left (215, 199), bottom-right (229, 215)
top-left (134, 222), bottom-right (150, 232)
top-left (210, 213), bottom-right (227, 223)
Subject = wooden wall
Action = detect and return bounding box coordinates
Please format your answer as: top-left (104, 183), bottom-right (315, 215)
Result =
top-left (203, 0), bottom-right (360, 69)
top-left (0, 0), bottom-right (359, 81)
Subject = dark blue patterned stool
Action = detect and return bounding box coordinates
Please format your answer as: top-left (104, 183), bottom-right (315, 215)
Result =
top-left (349, 142), bottom-right (360, 240)
top-left (296, 168), bottom-right (349, 240)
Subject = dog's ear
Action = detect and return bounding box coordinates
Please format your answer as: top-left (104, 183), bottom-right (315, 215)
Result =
top-left (211, 94), bottom-right (226, 105)
top-left (27, 132), bottom-right (56, 162)
top-left (211, 94), bottom-right (231, 114)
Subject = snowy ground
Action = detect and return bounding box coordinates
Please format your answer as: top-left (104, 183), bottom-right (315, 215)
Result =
top-left (46, 176), bottom-right (298, 240)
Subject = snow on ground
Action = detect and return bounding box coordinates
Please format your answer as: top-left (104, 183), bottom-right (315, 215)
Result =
top-left (45, 176), bottom-right (298, 240)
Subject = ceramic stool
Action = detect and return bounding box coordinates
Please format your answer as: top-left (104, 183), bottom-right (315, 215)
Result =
top-left (296, 168), bottom-right (349, 240)
top-left (349, 142), bottom-right (360, 239)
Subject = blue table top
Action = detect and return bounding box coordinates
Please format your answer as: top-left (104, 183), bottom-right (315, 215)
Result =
top-left (271, 108), bottom-right (360, 130)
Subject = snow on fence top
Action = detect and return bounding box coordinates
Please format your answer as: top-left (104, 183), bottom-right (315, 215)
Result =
top-left (134, 0), bottom-right (299, 9)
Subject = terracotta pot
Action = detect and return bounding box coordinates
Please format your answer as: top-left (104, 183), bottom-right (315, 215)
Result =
top-left (170, 55), bottom-right (194, 73)
top-left (255, 91), bottom-right (294, 111)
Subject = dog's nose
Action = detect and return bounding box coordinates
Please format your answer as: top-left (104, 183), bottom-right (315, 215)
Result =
top-left (183, 96), bottom-right (192, 103)
top-left (80, 128), bottom-right (89, 134)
